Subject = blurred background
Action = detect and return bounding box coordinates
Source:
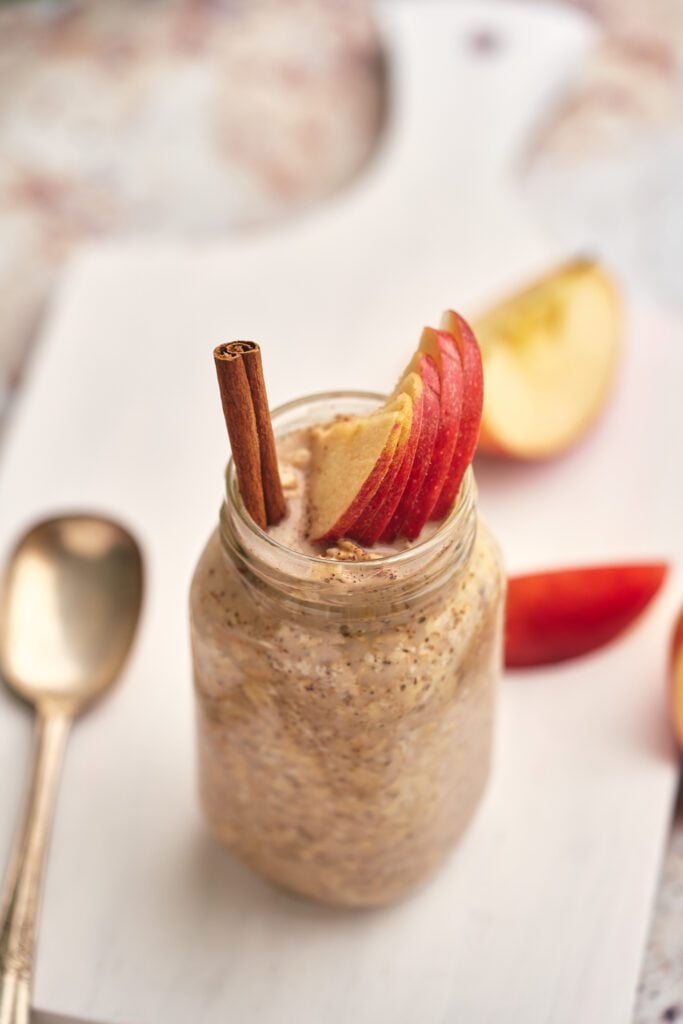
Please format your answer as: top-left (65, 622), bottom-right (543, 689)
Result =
top-left (0, 1), bottom-right (681, 1020)
top-left (2, 0), bottom-right (683, 433)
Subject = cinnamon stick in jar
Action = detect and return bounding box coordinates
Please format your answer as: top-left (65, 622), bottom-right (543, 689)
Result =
top-left (213, 341), bottom-right (286, 529)
top-left (240, 343), bottom-right (288, 526)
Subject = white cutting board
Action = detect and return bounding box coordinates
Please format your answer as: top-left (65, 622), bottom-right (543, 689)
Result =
top-left (1, 3), bottom-right (681, 1023)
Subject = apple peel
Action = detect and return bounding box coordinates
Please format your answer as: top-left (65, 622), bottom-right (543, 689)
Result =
top-left (506, 563), bottom-right (668, 668)
top-left (432, 311), bottom-right (484, 520)
top-left (382, 354), bottom-right (440, 543)
top-left (399, 328), bottom-right (463, 540)
top-left (670, 609), bottom-right (683, 752)
top-left (352, 373), bottom-right (423, 546)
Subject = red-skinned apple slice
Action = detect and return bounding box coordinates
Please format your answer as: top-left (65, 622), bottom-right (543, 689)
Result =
top-left (399, 328), bottom-right (463, 540)
top-left (670, 609), bottom-right (683, 752)
top-left (382, 354), bottom-right (440, 542)
top-left (431, 311), bottom-right (483, 520)
top-left (506, 563), bottom-right (668, 668)
top-left (343, 391), bottom-right (414, 543)
top-left (308, 402), bottom-right (407, 542)
top-left (351, 372), bottom-right (424, 546)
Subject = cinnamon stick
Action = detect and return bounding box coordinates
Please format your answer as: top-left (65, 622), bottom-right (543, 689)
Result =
top-left (240, 343), bottom-right (288, 525)
top-left (213, 341), bottom-right (286, 529)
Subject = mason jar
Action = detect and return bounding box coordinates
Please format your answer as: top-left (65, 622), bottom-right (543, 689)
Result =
top-left (189, 393), bottom-right (505, 907)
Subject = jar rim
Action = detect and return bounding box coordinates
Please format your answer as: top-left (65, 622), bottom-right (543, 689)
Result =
top-left (225, 389), bottom-right (476, 574)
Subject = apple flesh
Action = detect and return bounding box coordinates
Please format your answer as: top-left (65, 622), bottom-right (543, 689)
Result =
top-left (351, 373), bottom-right (423, 546)
top-left (475, 259), bottom-right (620, 460)
top-left (382, 353), bottom-right (440, 542)
top-left (670, 609), bottom-right (683, 752)
top-left (432, 311), bottom-right (484, 520)
top-left (399, 327), bottom-right (463, 540)
top-left (308, 402), bottom-right (407, 542)
top-left (506, 563), bottom-right (668, 668)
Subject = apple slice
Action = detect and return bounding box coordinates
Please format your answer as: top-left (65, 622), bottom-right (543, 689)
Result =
top-left (382, 354), bottom-right (440, 542)
top-left (398, 328), bottom-right (463, 540)
top-left (506, 563), bottom-right (668, 668)
top-left (432, 311), bottom-right (484, 520)
top-left (670, 610), bottom-right (683, 752)
top-left (475, 259), bottom-right (620, 459)
top-left (351, 374), bottom-right (423, 546)
top-left (308, 403), bottom-right (407, 543)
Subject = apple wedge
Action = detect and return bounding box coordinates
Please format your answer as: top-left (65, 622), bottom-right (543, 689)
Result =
top-left (382, 354), bottom-right (440, 542)
top-left (474, 259), bottom-right (620, 459)
top-left (506, 563), bottom-right (668, 668)
top-left (670, 609), bottom-right (683, 752)
top-left (399, 328), bottom-right (463, 540)
top-left (308, 402), bottom-right (408, 543)
top-left (351, 374), bottom-right (423, 546)
top-left (432, 311), bottom-right (484, 520)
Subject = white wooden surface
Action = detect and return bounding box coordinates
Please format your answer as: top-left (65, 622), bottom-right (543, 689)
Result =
top-left (0, 3), bottom-right (680, 1022)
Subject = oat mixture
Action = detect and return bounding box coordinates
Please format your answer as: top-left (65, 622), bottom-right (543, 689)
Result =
top-left (190, 428), bottom-right (505, 906)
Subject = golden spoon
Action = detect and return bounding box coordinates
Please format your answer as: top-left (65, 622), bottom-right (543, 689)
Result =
top-left (0, 515), bottom-right (143, 1024)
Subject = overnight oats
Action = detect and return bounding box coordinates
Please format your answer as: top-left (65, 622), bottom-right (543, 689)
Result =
top-left (190, 324), bottom-right (505, 907)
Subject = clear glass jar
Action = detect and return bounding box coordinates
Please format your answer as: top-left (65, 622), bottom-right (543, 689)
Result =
top-left (190, 393), bottom-right (505, 907)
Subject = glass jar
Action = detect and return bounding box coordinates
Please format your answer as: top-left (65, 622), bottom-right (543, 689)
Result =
top-left (190, 393), bottom-right (505, 907)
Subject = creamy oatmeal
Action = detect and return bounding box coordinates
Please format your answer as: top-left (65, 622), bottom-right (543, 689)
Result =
top-left (190, 394), bottom-right (505, 907)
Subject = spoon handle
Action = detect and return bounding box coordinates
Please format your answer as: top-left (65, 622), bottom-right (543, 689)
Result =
top-left (0, 710), bottom-right (72, 1024)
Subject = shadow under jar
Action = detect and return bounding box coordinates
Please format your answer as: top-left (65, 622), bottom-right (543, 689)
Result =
top-left (190, 393), bottom-right (505, 907)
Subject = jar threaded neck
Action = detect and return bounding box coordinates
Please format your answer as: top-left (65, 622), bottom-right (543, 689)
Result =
top-left (219, 392), bottom-right (478, 623)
